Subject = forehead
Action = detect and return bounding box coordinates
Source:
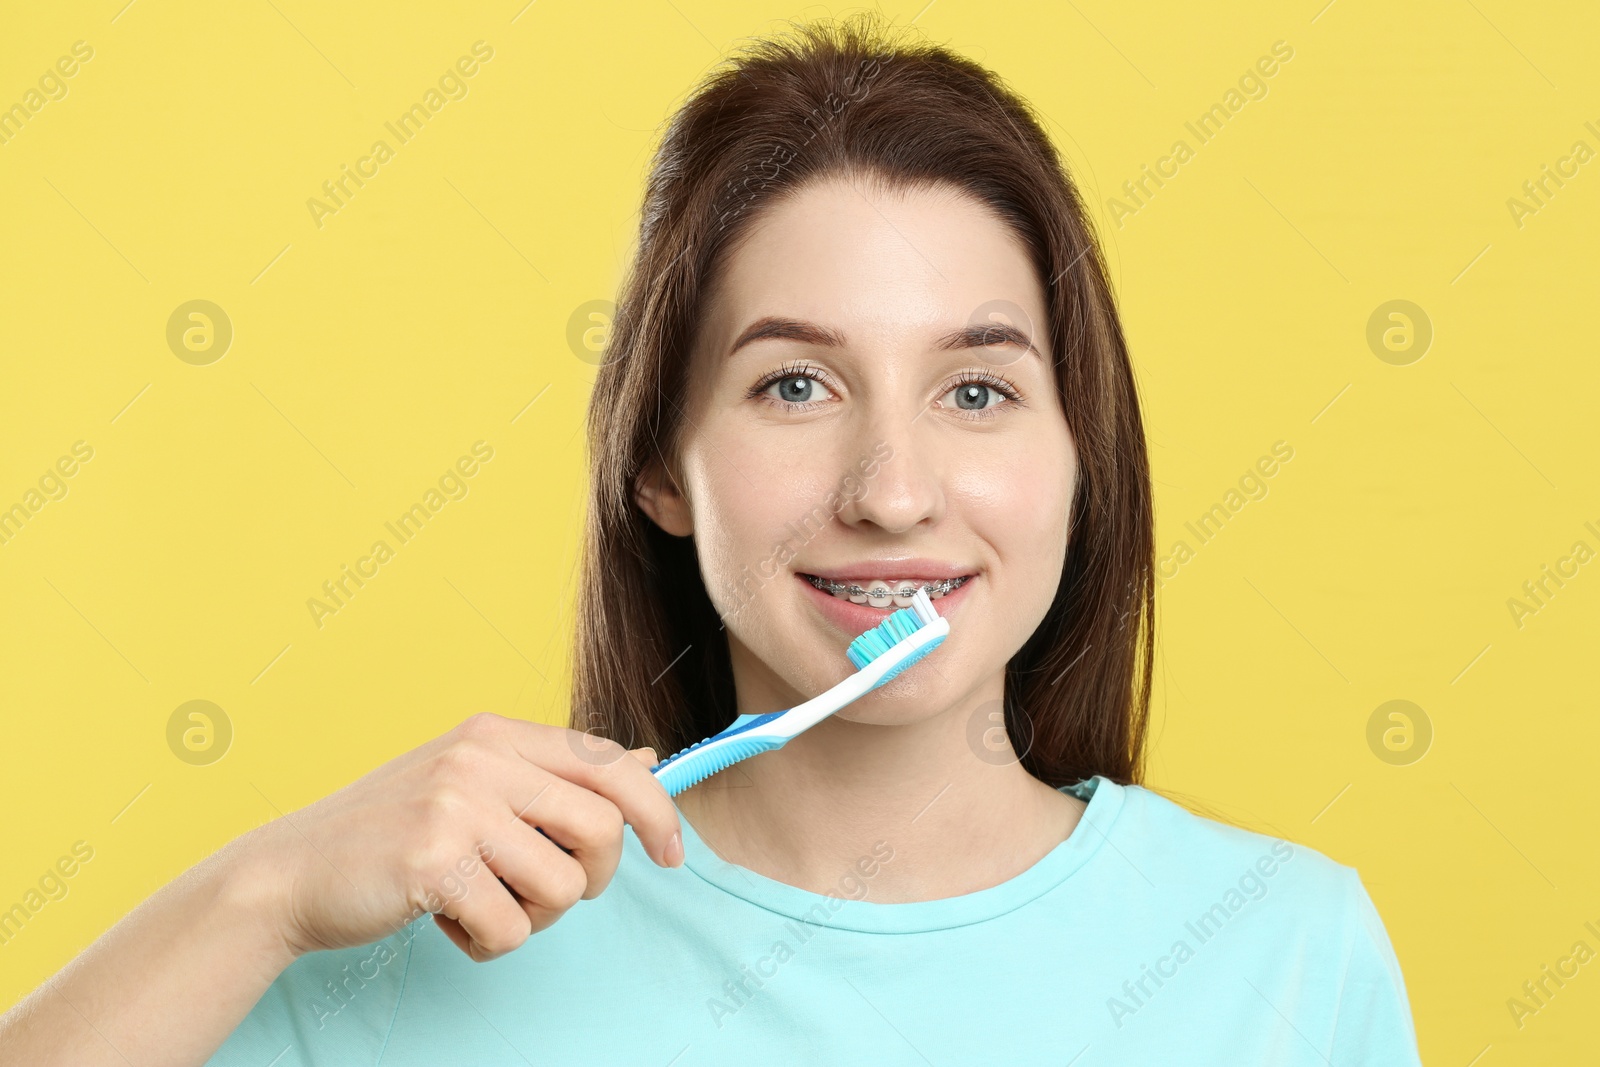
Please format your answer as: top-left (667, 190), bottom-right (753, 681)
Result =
top-left (700, 177), bottom-right (1047, 357)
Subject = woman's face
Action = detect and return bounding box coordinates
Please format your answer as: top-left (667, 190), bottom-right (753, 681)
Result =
top-left (639, 176), bottom-right (1076, 723)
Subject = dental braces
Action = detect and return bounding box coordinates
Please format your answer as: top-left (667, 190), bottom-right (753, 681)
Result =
top-left (807, 575), bottom-right (968, 599)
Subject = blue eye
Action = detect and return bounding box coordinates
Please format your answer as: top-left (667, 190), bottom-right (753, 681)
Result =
top-left (940, 381), bottom-right (1010, 411)
top-left (764, 374), bottom-right (835, 405)
top-left (940, 383), bottom-right (992, 409)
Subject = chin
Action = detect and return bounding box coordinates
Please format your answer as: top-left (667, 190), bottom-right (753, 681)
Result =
top-left (815, 642), bottom-right (977, 726)
top-left (830, 698), bottom-right (944, 727)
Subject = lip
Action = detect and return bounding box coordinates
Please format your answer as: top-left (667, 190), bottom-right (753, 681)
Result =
top-left (796, 569), bottom-right (976, 638)
top-left (800, 558), bottom-right (975, 583)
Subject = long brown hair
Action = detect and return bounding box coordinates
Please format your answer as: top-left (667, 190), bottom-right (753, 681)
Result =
top-left (573, 12), bottom-right (1156, 791)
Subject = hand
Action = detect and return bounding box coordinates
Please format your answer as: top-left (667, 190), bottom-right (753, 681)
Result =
top-left (238, 712), bottom-right (682, 963)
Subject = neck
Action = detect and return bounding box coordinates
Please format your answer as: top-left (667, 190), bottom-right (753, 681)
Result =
top-left (674, 677), bottom-right (1085, 903)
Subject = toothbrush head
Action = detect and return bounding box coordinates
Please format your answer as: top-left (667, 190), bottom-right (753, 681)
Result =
top-left (648, 589), bottom-right (949, 797)
top-left (845, 587), bottom-right (949, 688)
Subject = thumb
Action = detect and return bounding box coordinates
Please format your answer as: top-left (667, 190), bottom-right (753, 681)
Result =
top-left (628, 747), bottom-right (658, 767)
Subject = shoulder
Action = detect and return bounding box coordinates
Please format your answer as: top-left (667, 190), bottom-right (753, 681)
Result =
top-left (1099, 779), bottom-right (1371, 946)
top-left (1078, 779), bottom-right (1422, 1063)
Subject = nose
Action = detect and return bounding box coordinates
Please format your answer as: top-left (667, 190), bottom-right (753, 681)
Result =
top-left (835, 421), bottom-right (945, 534)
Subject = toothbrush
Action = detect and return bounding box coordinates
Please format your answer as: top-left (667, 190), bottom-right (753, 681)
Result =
top-left (649, 587), bottom-right (949, 797)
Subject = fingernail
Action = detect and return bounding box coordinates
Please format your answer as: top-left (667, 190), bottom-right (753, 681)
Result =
top-left (666, 830), bottom-right (683, 868)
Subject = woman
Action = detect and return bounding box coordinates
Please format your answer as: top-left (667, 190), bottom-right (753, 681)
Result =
top-left (0, 15), bottom-right (1422, 1066)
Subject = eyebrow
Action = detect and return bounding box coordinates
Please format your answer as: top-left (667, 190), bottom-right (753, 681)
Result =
top-left (726, 316), bottom-right (1040, 359)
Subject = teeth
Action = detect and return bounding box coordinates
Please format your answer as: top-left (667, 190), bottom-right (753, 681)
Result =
top-left (806, 574), bottom-right (969, 605)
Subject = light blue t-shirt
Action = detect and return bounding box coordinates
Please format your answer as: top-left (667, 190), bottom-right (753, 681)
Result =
top-left (206, 776), bottom-right (1422, 1065)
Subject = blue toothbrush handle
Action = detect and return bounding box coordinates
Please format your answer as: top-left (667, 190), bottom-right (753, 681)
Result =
top-left (650, 712), bottom-right (787, 797)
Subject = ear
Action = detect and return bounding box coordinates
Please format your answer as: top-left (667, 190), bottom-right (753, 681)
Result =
top-left (633, 458), bottom-right (694, 537)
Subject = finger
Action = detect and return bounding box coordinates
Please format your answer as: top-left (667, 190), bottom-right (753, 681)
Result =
top-left (629, 747), bottom-right (658, 767)
top-left (428, 842), bottom-right (533, 962)
top-left (484, 818), bottom-right (595, 931)
top-left (502, 766), bottom-right (628, 899)
top-left (474, 716), bottom-right (682, 868)
top-left (423, 737), bottom-right (626, 898)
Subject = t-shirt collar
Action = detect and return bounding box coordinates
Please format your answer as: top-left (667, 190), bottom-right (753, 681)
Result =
top-left (673, 774), bottom-right (1127, 934)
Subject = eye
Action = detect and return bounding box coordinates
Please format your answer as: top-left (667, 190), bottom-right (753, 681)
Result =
top-left (753, 365), bottom-right (838, 407)
top-left (767, 375), bottom-right (833, 404)
top-left (936, 374), bottom-right (1019, 414)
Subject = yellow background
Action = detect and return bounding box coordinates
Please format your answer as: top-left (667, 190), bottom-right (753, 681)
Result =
top-left (2, 1), bottom-right (1596, 1062)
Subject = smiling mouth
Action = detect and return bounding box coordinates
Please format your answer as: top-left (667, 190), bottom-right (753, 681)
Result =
top-left (802, 574), bottom-right (971, 607)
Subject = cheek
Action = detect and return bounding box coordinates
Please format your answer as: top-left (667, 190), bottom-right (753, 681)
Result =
top-left (681, 434), bottom-right (843, 612)
top-left (954, 426), bottom-right (1075, 579)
